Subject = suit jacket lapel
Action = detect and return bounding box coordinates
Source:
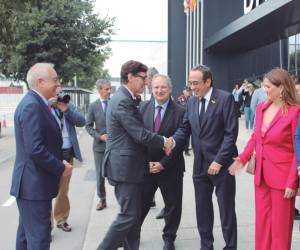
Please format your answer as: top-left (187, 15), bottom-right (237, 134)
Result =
top-left (201, 88), bottom-right (218, 129)
top-left (159, 99), bottom-right (173, 133)
top-left (29, 90), bottom-right (61, 132)
top-left (96, 99), bottom-right (105, 114)
top-left (190, 97), bottom-right (201, 136)
top-left (261, 101), bottom-right (282, 136)
top-left (144, 100), bottom-right (155, 131)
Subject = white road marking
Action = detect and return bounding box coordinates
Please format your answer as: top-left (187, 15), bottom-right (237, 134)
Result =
top-left (2, 196), bottom-right (16, 207)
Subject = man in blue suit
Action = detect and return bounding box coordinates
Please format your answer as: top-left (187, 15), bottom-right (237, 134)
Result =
top-left (10, 63), bottom-right (73, 250)
top-left (172, 65), bottom-right (238, 250)
top-left (50, 89), bottom-right (85, 232)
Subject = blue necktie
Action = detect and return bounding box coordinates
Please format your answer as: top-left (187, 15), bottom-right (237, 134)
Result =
top-left (102, 100), bottom-right (108, 113)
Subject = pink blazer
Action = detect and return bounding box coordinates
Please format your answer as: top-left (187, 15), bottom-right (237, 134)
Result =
top-left (239, 100), bottom-right (299, 190)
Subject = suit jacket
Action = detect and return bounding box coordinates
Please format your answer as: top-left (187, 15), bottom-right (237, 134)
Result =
top-left (140, 98), bottom-right (186, 178)
top-left (239, 101), bottom-right (299, 190)
top-left (173, 88), bottom-right (238, 175)
top-left (10, 90), bottom-right (65, 200)
top-left (103, 85), bottom-right (165, 184)
top-left (60, 103), bottom-right (85, 161)
top-left (86, 99), bottom-right (107, 152)
top-left (294, 116), bottom-right (300, 166)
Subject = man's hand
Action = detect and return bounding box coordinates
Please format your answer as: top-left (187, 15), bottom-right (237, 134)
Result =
top-left (207, 161), bottom-right (222, 175)
top-left (284, 187), bottom-right (296, 199)
top-left (99, 134), bottom-right (108, 142)
top-left (56, 101), bottom-right (69, 113)
top-left (149, 162), bottom-right (164, 174)
top-left (48, 96), bottom-right (58, 104)
top-left (62, 160), bottom-right (73, 177)
top-left (48, 96), bottom-right (69, 112)
top-left (228, 157), bottom-right (243, 176)
top-left (163, 137), bottom-right (174, 155)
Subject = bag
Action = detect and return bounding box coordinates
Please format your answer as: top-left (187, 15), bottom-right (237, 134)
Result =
top-left (296, 196), bottom-right (300, 212)
top-left (246, 151), bottom-right (256, 175)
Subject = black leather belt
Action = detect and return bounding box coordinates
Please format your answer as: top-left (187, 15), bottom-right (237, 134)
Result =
top-left (62, 147), bottom-right (74, 161)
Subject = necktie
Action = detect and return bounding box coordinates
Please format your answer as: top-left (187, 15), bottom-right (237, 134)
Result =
top-left (134, 95), bottom-right (141, 107)
top-left (199, 97), bottom-right (206, 127)
top-left (154, 106), bottom-right (162, 133)
top-left (47, 103), bottom-right (52, 113)
top-left (102, 100), bottom-right (108, 113)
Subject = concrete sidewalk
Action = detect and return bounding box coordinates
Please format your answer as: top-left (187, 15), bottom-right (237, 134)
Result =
top-left (82, 119), bottom-right (300, 250)
top-left (0, 127), bottom-right (16, 165)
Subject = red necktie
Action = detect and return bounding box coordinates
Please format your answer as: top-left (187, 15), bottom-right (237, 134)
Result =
top-left (47, 103), bottom-right (52, 113)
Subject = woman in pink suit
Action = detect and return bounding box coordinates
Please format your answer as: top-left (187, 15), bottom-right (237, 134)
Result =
top-left (229, 68), bottom-right (299, 250)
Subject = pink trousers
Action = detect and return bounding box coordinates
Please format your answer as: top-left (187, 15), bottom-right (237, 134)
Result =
top-left (255, 180), bottom-right (295, 250)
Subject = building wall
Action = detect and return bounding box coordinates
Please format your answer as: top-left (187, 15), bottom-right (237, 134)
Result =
top-left (204, 0), bottom-right (242, 38)
top-left (167, 0), bottom-right (187, 98)
top-left (204, 39), bottom-right (287, 89)
top-left (168, 0), bottom-right (298, 92)
top-left (0, 94), bottom-right (25, 127)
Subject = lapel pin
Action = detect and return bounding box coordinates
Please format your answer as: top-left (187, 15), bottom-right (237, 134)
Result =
top-left (211, 100), bottom-right (216, 104)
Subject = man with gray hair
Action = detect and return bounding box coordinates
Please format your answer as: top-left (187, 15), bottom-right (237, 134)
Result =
top-left (139, 74), bottom-right (186, 250)
top-left (86, 79), bottom-right (112, 210)
top-left (10, 62), bottom-right (73, 249)
top-left (146, 66), bottom-right (159, 93)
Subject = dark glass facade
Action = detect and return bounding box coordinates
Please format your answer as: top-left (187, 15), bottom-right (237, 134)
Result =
top-left (168, 0), bottom-right (300, 97)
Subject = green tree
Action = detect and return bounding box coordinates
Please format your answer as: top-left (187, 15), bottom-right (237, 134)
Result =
top-left (0, 0), bottom-right (114, 89)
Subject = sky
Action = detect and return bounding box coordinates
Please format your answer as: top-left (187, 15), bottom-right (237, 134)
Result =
top-left (94, 0), bottom-right (168, 77)
top-left (94, 0), bottom-right (168, 41)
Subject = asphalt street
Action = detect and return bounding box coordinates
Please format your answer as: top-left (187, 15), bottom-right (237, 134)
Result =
top-left (0, 119), bottom-right (300, 249)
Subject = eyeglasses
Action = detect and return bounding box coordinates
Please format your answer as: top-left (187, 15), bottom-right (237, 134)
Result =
top-left (135, 74), bottom-right (147, 81)
top-left (188, 80), bottom-right (204, 86)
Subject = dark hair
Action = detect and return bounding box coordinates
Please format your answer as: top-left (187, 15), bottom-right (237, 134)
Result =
top-left (191, 64), bottom-right (213, 85)
top-left (120, 60), bottom-right (148, 84)
top-left (184, 86), bottom-right (192, 91)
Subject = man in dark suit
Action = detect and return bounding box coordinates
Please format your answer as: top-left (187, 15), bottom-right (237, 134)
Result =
top-left (10, 63), bottom-right (73, 250)
top-left (97, 60), bottom-right (173, 250)
top-left (172, 65), bottom-right (238, 250)
top-left (139, 74), bottom-right (186, 250)
top-left (86, 79), bottom-right (112, 211)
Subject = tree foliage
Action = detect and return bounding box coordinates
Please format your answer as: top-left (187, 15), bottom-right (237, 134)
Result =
top-left (0, 0), bottom-right (114, 89)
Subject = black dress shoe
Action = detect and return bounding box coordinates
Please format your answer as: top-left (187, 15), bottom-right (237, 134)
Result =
top-left (163, 240), bottom-right (175, 250)
top-left (57, 222), bottom-right (72, 232)
top-left (156, 208), bottom-right (165, 219)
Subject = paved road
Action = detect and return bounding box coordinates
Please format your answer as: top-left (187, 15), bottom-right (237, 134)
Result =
top-left (1, 119), bottom-right (300, 249)
top-left (0, 128), bottom-right (95, 250)
top-left (83, 120), bottom-right (300, 250)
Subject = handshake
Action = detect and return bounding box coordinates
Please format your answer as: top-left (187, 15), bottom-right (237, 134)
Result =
top-left (163, 137), bottom-right (174, 155)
